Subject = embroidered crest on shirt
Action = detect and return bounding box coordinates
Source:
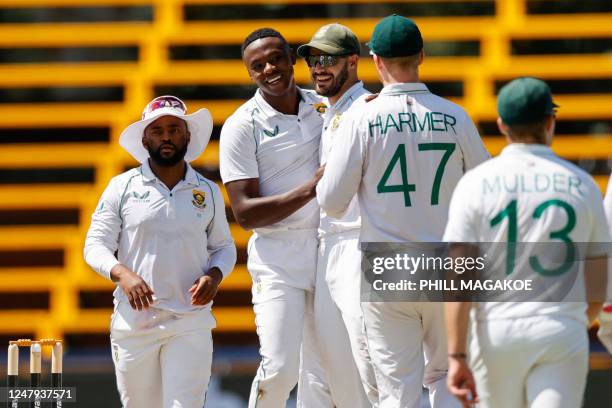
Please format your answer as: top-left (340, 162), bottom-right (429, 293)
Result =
top-left (312, 102), bottom-right (327, 114)
top-left (263, 125), bottom-right (279, 137)
top-left (192, 189), bottom-right (206, 209)
top-left (330, 113), bottom-right (342, 132)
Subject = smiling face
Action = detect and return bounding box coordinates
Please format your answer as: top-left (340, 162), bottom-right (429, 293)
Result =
top-left (243, 36), bottom-right (296, 98)
top-left (143, 115), bottom-right (190, 166)
top-left (307, 48), bottom-right (359, 100)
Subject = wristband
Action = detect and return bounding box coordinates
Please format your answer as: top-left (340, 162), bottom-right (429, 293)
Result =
top-left (448, 352), bottom-right (467, 360)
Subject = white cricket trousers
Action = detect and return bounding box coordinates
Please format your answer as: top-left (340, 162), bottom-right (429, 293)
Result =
top-left (110, 302), bottom-right (215, 408)
top-left (314, 231), bottom-right (378, 407)
top-left (246, 230), bottom-right (331, 408)
top-left (361, 301), bottom-right (459, 408)
top-left (470, 316), bottom-right (588, 408)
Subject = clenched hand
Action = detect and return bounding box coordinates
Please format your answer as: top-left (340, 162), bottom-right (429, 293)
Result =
top-left (447, 357), bottom-right (478, 407)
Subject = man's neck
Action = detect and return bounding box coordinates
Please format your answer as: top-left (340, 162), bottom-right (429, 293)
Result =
top-left (261, 85), bottom-right (300, 115)
top-left (505, 134), bottom-right (549, 146)
top-left (382, 69), bottom-right (419, 87)
top-left (328, 78), bottom-right (359, 106)
top-left (148, 159), bottom-right (186, 191)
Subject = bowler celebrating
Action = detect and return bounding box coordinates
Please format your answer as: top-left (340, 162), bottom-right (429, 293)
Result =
top-left (220, 29), bottom-right (328, 407)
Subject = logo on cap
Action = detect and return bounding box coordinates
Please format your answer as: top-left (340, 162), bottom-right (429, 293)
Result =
top-left (142, 96), bottom-right (187, 120)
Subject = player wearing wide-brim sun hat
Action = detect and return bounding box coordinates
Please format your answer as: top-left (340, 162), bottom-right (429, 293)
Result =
top-left (119, 95), bottom-right (213, 163)
top-left (85, 92), bottom-right (236, 407)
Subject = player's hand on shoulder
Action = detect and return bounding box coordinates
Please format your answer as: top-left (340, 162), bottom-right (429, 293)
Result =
top-left (447, 356), bottom-right (479, 407)
top-left (112, 264), bottom-right (155, 311)
top-left (189, 267), bottom-right (223, 306)
top-left (365, 93), bottom-right (379, 103)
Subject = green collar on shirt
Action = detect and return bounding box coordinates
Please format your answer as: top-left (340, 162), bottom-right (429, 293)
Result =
top-left (380, 82), bottom-right (429, 97)
top-left (501, 143), bottom-right (555, 157)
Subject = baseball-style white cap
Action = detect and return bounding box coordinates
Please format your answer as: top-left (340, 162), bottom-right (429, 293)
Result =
top-left (119, 95), bottom-right (213, 163)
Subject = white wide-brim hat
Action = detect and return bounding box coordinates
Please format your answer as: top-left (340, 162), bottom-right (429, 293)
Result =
top-left (119, 95), bottom-right (213, 163)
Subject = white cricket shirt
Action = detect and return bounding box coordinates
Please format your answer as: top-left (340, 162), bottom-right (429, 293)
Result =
top-left (318, 81), bottom-right (370, 237)
top-left (220, 88), bottom-right (324, 236)
top-left (443, 143), bottom-right (610, 322)
top-left (318, 82), bottom-right (489, 243)
top-left (604, 173), bottom-right (612, 228)
top-left (84, 160), bottom-right (237, 314)
top-left (601, 172), bottom-right (612, 305)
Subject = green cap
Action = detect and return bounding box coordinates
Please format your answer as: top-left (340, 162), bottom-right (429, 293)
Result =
top-left (367, 14), bottom-right (423, 58)
top-left (297, 23), bottom-right (361, 57)
top-left (498, 77), bottom-right (559, 125)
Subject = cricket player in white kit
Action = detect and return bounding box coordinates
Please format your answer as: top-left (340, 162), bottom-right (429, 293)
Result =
top-left (220, 29), bottom-right (330, 407)
top-left (598, 177), bottom-right (612, 353)
top-left (318, 15), bottom-right (489, 408)
top-left (84, 96), bottom-right (237, 407)
top-left (297, 24), bottom-right (377, 407)
top-left (444, 77), bottom-right (609, 408)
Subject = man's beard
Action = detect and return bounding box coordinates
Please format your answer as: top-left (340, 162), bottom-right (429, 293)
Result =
top-left (148, 142), bottom-right (188, 166)
top-left (316, 64), bottom-right (349, 97)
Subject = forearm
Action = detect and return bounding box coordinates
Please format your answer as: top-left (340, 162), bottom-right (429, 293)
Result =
top-left (208, 244), bottom-right (237, 279)
top-left (84, 240), bottom-right (120, 281)
top-left (110, 263), bottom-right (133, 283)
top-left (587, 302), bottom-right (604, 324)
top-left (585, 256), bottom-right (607, 324)
top-left (205, 266), bottom-right (223, 280)
top-left (445, 301), bottom-right (472, 354)
top-left (234, 181), bottom-right (317, 229)
top-left (83, 184), bottom-right (122, 281)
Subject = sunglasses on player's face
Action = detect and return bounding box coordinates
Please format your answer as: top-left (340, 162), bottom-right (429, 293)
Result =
top-left (305, 54), bottom-right (346, 68)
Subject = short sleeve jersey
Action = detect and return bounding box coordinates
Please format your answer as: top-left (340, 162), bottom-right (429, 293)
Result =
top-left (220, 88), bottom-right (324, 235)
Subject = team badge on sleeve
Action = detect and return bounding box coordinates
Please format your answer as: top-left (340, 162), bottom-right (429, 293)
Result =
top-left (191, 189), bottom-right (206, 209)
